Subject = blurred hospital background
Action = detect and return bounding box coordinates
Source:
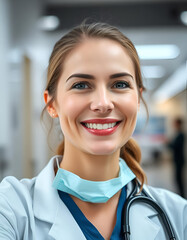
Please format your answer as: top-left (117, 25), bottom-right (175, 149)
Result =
top-left (0, 0), bottom-right (187, 198)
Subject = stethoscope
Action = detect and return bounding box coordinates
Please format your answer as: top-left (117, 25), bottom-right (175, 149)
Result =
top-left (122, 179), bottom-right (176, 240)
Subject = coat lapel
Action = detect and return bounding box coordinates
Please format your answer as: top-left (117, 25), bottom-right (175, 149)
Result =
top-left (48, 197), bottom-right (86, 240)
top-left (129, 203), bottom-right (160, 240)
top-left (33, 156), bottom-right (86, 240)
top-left (126, 183), bottom-right (161, 240)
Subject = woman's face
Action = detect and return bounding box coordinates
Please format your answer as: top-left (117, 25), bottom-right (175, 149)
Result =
top-left (47, 38), bottom-right (140, 155)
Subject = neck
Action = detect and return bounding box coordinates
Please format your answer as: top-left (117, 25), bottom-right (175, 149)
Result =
top-left (60, 141), bottom-right (121, 181)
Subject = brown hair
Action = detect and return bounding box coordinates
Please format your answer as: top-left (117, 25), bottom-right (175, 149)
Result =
top-left (42, 22), bottom-right (147, 189)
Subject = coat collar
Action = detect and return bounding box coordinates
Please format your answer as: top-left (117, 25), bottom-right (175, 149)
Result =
top-left (33, 155), bottom-right (58, 223)
top-left (33, 156), bottom-right (161, 240)
top-left (33, 156), bottom-right (86, 239)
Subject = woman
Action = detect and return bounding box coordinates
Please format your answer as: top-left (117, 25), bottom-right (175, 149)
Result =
top-left (0, 22), bottom-right (186, 240)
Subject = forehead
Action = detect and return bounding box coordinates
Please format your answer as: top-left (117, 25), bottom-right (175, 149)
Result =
top-left (62, 38), bottom-right (135, 77)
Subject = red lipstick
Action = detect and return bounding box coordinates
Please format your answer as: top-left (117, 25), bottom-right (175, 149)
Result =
top-left (81, 119), bottom-right (121, 136)
top-left (82, 119), bottom-right (119, 124)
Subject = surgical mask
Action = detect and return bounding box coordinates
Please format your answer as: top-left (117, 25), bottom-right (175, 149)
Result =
top-left (53, 157), bottom-right (135, 203)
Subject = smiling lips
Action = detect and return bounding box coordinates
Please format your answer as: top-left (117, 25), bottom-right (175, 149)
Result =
top-left (81, 119), bottom-right (121, 136)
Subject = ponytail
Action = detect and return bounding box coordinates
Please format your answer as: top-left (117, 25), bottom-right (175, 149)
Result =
top-left (120, 138), bottom-right (147, 191)
top-left (56, 140), bottom-right (64, 156)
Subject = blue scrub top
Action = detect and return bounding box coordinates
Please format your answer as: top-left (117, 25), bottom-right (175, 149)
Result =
top-left (58, 187), bottom-right (126, 240)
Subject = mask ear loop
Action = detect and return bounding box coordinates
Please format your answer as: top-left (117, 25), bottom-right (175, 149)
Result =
top-left (56, 157), bottom-right (60, 169)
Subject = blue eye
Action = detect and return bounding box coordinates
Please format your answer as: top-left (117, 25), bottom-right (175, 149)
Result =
top-left (113, 81), bottom-right (130, 89)
top-left (72, 82), bottom-right (89, 89)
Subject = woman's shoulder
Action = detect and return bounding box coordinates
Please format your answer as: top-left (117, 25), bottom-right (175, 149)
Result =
top-left (0, 156), bottom-right (57, 203)
top-left (0, 176), bottom-right (36, 217)
top-left (0, 175), bottom-right (36, 201)
top-left (0, 156), bottom-right (58, 213)
top-left (145, 185), bottom-right (187, 239)
top-left (145, 185), bottom-right (187, 222)
top-left (0, 176), bottom-right (37, 239)
top-left (145, 184), bottom-right (187, 206)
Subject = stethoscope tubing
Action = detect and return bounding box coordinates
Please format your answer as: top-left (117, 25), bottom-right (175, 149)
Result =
top-left (122, 180), bottom-right (176, 240)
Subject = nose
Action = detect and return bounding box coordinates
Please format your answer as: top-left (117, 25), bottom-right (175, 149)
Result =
top-left (90, 87), bottom-right (114, 113)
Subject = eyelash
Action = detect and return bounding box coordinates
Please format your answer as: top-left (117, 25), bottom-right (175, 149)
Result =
top-left (72, 81), bottom-right (90, 89)
top-left (112, 81), bottom-right (131, 89)
top-left (71, 80), bottom-right (131, 90)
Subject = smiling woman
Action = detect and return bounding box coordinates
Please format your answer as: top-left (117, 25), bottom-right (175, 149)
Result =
top-left (0, 22), bottom-right (186, 240)
top-left (43, 24), bottom-right (146, 185)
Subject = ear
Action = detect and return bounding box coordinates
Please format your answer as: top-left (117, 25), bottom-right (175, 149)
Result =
top-left (44, 90), bottom-right (58, 118)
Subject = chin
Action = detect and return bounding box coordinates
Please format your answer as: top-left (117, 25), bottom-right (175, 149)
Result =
top-left (86, 143), bottom-right (119, 156)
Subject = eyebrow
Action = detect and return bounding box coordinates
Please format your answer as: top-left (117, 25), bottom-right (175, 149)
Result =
top-left (66, 72), bottom-right (134, 82)
top-left (66, 73), bottom-right (94, 82)
top-left (110, 72), bottom-right (134, 80)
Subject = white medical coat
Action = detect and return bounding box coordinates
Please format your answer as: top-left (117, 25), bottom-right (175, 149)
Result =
top-left (0, 156), bottom-right (186, 240)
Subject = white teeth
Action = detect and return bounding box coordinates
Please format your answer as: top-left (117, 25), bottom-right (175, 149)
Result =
top-left (103, 124), bottom-right (108, 129)
top-left (85, 122), bottom-right (118, 130)
top-left (97, 124), bottom-right (102, 130)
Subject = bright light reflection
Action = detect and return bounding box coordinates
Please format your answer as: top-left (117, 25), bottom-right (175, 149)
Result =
top-left (152, 63), bottom-right (187, 103)
top-left (180, 11), bottom-right (187, 25)
top-left (38, 16), bottom-right (60, 31)
top-left (136, 44), bottom-right (180, 60)
top-left (141, 66), bottom-right (165, 79)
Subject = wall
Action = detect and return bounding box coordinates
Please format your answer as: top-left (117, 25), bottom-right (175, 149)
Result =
top-left (0, 0), bottom-right (12, 178)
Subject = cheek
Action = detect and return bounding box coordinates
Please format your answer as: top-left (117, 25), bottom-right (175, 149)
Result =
top-left (119, 94), bottom-right (139, 118)
top-left (59, 95), bottom-right (87, 124)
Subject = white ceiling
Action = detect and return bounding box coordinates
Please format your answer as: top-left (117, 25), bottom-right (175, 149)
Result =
top-left (42, 0), bottom-right (187, 98)
top-left (8, 0), bottom-right (187, 102)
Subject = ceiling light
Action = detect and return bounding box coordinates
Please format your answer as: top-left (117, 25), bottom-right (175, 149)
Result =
top-left (152, 63), bottom-right (187, 103)
top-left (136, 45), bottom-right (180, 60)
top-left (38, 16), bottom-right (60, 31)
top-left (180, 11), bottom-right (187, 25)
top-left (141, 66), bottom-right (165, 79)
